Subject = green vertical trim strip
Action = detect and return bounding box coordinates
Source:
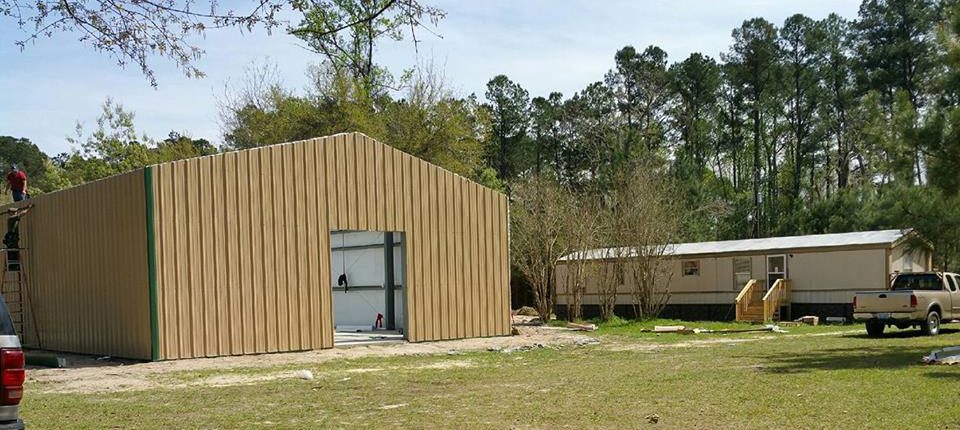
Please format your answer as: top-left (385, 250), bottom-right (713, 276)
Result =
top-left (144, 166), bottom-right (160, 361)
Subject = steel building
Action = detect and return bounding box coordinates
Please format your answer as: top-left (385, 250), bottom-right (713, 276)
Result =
top-left (2, 133), bottom-right (511, 360)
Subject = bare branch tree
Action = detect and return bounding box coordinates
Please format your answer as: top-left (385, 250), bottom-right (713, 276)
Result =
top-left (511, 176), bottom-right (574, 321)
top-left (590, 166), bottom-right (681, 321)
top-left (559, 193), bottom-right (600, 321)
top-left (617, 167), bottom-right (681, 320)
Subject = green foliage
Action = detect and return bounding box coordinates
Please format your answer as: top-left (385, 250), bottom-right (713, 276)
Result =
top-left (381, 68), bottom-right (485, 178)
top-left (483, 75), bottom-right (531, 181)
top-left (529, 92), bottom-right (564, 177)
top-left (220, 63), bottom-right (488, 182)
top-left (608, 45), bottom-right (671, 156)
top-left (155, 133), bottom-right (218, 163)
top-left (555, 81), bottom-right (621, 190)
top-left (223, 88), bottom-right (334, 150)
top-left (854, 0), bottom-right (937, 106)
top-left (58, 99), bottom-right (219, 185)
top-left (669, 52), bottom-right (721, 175)
top-left (476, 167), bottom-right (505, 193)
top-left (59, 101), bottom-right (157, 183)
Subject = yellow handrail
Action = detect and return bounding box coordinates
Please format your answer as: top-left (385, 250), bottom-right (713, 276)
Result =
top-left (735, 279), bottom-right (759, 321)
top-left (735, 279), bottom-right (757, 303)
top-left (762, 279), bottom-right (791, 322)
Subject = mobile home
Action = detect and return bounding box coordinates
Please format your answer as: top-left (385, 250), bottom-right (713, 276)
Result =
top-left (556, 229), bottom-right (930, 321)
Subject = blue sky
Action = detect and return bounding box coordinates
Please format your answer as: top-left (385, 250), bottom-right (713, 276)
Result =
top-left (0, 0), bottom-right (860, 155)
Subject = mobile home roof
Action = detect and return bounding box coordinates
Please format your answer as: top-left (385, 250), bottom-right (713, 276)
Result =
top-left (562, 229), bottom-right (916, 261)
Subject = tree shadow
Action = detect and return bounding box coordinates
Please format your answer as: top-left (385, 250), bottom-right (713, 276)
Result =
top-left (751, 345), bottom-right (934, 374)
top-left (731, 326), bottom-right (960, 377)
top-left (843, 327), bottom-right (960, 339)
top-left (924, 371), bottom-right (960, 379)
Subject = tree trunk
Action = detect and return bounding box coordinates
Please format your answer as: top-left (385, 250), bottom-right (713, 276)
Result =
top-left (752, 106), bottom-right (761, 238)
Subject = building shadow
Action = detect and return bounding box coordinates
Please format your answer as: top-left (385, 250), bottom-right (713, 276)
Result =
top-left (24, 348), bottom-right (145, 369)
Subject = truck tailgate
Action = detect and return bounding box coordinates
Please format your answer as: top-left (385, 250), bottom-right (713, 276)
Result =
top-left (856, 291), bottom-right (915, 313)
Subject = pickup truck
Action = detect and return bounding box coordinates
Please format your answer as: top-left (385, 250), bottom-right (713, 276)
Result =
top-left (853, 272), bottom-right (960, 337)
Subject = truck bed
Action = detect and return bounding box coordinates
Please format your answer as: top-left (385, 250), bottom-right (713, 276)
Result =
top-left (855, 290), bottom-right (916, 313)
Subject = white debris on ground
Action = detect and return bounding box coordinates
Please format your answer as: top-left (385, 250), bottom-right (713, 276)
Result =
top-left (294, 370), bottom-right (314, 380)
top-left (922, 346), bottom-right (960, 365)
top-left (654, 325), bottom-right (787, 334)
top-left (566, 322), bottom-right (597, 331)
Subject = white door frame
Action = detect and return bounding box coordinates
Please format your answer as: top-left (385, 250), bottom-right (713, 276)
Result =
top-left (766, 254), bottom-right (787, 289)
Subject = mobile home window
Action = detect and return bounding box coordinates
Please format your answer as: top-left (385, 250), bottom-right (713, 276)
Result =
top-left (682, 260), bottom-right (700, 277)
top-left (733, 257), bottom-right (752, 289)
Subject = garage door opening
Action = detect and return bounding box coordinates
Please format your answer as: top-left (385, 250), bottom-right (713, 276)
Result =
top-left (330, 230), bottom-right (407, 346)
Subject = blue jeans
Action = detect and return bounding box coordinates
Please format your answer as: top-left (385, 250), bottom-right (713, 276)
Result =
top-left (12, 190), bottom-right (24, 202)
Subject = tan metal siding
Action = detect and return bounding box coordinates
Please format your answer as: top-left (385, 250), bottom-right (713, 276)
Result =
top-left (6, 171), bottom-right (152, 359)
top-left (890, 242), bottom-right (930, 273)
top-left (153, 133), bottom-right (510, 359)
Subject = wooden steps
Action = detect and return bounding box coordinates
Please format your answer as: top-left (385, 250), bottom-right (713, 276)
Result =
top-left (735, 278), bottom-right (789, 323)
top-left (739, 305), bottom-right (764, 323)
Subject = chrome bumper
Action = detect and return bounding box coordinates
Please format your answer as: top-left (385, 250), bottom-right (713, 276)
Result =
top-left (853, 312), bottom-right (921, 322)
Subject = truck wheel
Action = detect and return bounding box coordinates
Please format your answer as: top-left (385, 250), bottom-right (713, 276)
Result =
top-left (921, 311), bottom-right (941, 336)
top-left (866, 320), bottom-right (885, 337)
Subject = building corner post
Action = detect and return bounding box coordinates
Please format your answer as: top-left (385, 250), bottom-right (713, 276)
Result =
top-left (144, 166), bottom-right (160, 361)
top-left (384, 232), bottom-right (396, 331)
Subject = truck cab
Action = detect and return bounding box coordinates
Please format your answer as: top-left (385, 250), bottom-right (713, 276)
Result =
top-left (853, 272), bottom-right (959, 337)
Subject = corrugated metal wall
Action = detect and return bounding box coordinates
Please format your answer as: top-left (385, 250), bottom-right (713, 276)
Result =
top-left (11, 172), bottom-right (151, 359)
top-left (152, 133), bottom-right (511, 359)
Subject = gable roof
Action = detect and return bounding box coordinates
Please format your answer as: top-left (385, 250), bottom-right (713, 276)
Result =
top-left (562, 229), bottom-right (920, 261)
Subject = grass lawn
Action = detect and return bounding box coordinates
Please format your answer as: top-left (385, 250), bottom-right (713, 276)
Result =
top-left (20, 321), bottom-right (960, 429)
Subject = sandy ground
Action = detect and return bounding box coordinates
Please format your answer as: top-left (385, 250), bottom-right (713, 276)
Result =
top-left (27, 317), bottom-right (594, 394)
top-left (26, 318), bottom-right (862, 395)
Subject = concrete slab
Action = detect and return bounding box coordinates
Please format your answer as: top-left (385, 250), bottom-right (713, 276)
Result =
top-left (334, 331), bottom-right (404, 347)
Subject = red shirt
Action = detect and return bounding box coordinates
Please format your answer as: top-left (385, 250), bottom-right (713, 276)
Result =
top-left (7, 171), bottom-right (26, 191)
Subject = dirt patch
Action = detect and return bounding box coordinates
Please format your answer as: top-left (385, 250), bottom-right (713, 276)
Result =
top-left (28, 321), bottom-right (591, 394)
top-left (603, 336), bottom-right (771, 352)
top-left (344, 368), bottom-right (384, 373)
top-left (198, 371), bottom-right (301, 387)
top-left (412, 360), bottom-right (475, 370)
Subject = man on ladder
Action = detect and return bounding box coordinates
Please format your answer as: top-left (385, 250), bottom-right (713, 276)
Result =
top-left (0, 205), bottom-right (35, 346)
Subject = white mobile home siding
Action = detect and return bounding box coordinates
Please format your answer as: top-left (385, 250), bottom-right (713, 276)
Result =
top-left (556, 234), bottom-right (932, 321)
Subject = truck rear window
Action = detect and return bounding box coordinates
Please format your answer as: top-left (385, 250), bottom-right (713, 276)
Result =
top-left (891, 274), bottom-right (943, 291)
